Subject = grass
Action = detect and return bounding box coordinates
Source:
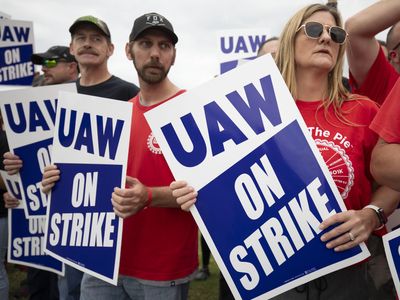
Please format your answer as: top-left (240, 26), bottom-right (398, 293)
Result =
top-left (8, 239), bottom-right (220, 300)
top-left (189, 255), bottom-right (219, 300)
top-left (7, 264), bottom-right (28, 300)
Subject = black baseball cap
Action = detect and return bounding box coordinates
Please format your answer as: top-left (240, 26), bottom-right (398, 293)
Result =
top-left (31, 46), bottom-right (76, 65)
top-left (129, 12), bottom-right (178, 44)
top-left (69, 15), bottom-right (111, 38)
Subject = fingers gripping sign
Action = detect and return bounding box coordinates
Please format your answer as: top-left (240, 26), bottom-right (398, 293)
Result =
top-left (319, 209), bottom-right (376, 252)
top-left (111, 176), bottom-right (148, 218)
top-left (4, 191), bottom-right (20, 208)
top-left (41, 165), bottom-right (60, 194)
top-left (3, 152), bottom-right (23, 175)
top-left (170, 180), bottom-right (198, 212)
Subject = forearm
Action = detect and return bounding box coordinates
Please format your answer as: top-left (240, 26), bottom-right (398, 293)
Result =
top-left (371, 141), bottom-right (400, 191)
top-left (150, 186), bottom-right (180, 208)
top-left (369, 186), bottom-right (400, 222)
top-left (345, 0), bottom-right (400, 84)
top-left (346, 0), bottom-right (400, 38)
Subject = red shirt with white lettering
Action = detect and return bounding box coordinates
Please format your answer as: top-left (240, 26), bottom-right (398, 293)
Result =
top-left (296, 97), bottom-right (379, 211)
top-left (119, 91), bottom-right (198, 281)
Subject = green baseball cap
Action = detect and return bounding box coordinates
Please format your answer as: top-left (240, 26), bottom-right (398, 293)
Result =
top-left (69, 15), bottom-right (111, 38)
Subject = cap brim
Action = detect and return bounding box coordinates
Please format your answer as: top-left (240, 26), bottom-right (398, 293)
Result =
top-left (133, 26), bottom-right (178, 44)
top-left (31, 53), bottom-right (51, 65)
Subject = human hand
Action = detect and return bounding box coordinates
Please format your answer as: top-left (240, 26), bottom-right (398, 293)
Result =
top-left (3, 192), bottom-right (20, 208)
top-left (3, 152), bottom-right (22, 175)
top-left (111, 176), bottom-right (148, 219)
top-left (41, 165), bottom-right (60, 194)
top-left (319, 208), bottom-right (377, 252)
top-left (170, 180), bottom-right (197, 211)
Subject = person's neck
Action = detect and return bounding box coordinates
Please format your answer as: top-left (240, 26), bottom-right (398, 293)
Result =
top-left (79, 64), bottom-right (111, 86)
top-left (138, 78), bottom-right (180, 107)
top-left (295, 68), bottom-right (329, 101)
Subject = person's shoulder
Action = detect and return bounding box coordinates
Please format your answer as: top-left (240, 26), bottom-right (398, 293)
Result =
top-left (344, 93), bottom-right (379, 113)
top-left (110, 76), bottom-right (138, 89)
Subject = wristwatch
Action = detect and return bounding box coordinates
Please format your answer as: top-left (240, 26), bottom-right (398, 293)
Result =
top-left (363, 204), bottom-right (387, 230)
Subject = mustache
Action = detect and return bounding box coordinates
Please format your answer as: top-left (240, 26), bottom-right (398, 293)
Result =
top-left (77, 49), bottom-right (98, 56)
top-left (143, 61), bottom-right (164, 70)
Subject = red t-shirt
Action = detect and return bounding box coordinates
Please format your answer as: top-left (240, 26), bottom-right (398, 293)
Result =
top-left (119, 91), bottom-right (198, 281)
top-left (370, 78), bottom-right (400, 143)
top-left (349, 47), bottom-right (398, 105)
top-left (297, 98), bottom-right (379, 212)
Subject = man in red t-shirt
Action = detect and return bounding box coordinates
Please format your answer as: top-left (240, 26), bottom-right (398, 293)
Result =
top-left (78, 12), bottom-right (197, 300)
top-left (345, 0), bottom-right (400, 104)
top-left (370, 78), bottom-right (400, 192)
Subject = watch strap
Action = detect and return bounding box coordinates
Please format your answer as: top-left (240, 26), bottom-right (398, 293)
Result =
top-left (363, 204), bottom-right (387, 230)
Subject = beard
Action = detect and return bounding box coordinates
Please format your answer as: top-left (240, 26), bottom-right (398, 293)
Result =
top-left (133, 57), bottom-right (171, 84)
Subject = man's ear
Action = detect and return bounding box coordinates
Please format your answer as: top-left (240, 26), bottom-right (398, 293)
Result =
top-left (107, 42), bottom-right (115, 57)
top-left (125, 43), bottom-right (132, 60)
top-left (171, 48), bottom-right (176, 65)
top-left (69, 42), bottom-right (75, 56)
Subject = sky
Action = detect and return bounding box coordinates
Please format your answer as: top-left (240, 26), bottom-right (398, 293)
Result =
top-left (1, 0), bottom-right (386, 90)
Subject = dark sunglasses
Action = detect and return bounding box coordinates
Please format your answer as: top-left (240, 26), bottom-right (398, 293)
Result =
top-left (297, 21), bottom-right (348, 45)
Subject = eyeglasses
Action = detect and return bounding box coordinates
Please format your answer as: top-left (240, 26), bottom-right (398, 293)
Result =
top-left (297, 21), bottom-right (348, 45)
top-left (42, 59), bottom-right (70, 68)
top-left (42, 59), bottom-right (59, 68)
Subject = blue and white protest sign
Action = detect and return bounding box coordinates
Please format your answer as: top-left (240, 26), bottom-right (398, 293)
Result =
top-left (0, 19), bottom-right (34, 85)
top-left (0, 83), bottom-right (77, 218)
top-left (44, 91), bottom-right (132, 285)
top-left (383, 228), bottom-right (400, 296)
top-left (216, 29), bottom-right (270, 74)
top-left (145, 54), bottom-right (370, 299)
top-left (1, 170), bottom-right (64, 275)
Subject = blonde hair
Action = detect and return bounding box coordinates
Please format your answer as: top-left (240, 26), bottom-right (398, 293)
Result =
top-left (275, 4), bottom-right (355, 124)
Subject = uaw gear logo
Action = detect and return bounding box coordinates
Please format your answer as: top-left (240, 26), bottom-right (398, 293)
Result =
top-left (146, 14), bottom-right (165, 26)
top-left (147, 132), bottom-right (162, 155)
top-left (315, 139), bottom-right (354, 199)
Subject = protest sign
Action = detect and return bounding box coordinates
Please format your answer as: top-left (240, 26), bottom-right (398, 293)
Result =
top-left (0, 18), bottom-right (34, 85)
top-left (216, 29), bottom-right (270, 74)
top-left (383, 228), bottom-right (400, 296)
top-left (1, 170), bottom-right (64, 275)
top-left (145, 54), bottom-right (370, 299)
top-left (0, 83), bottom-right (77, 218)
top-left (44, 91), bottom-right (132, 285)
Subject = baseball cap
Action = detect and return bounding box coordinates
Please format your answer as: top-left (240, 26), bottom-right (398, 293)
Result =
top-left (69, 15), bottom-right (111, 38)
top-left (31, 46), bottom-right (76, 65)
top-left (129, 12), bottom-right (178, 44)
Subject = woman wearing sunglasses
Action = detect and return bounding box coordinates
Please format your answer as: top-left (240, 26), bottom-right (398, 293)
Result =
top-left (271, 3), bottom-right (399, 299)
top-left (171, 3), bottom-right (400, 299)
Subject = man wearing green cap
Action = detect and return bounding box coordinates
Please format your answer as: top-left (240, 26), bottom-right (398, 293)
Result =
top-left (62, 15), bottom-right (140, 300)
top-left (68, 15), bottom-right (139, 99)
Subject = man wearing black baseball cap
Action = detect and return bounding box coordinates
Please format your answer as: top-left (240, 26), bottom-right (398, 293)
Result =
top-left (75, 12), bottom-right (197, 300)
top-left (31, 46), bottom-right (78, 85)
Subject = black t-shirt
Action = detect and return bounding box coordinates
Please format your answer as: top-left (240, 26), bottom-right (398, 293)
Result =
top-left (76, 75), bottom-right (139, 101)
top-left (0, 130), bottom-right (10, 218)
